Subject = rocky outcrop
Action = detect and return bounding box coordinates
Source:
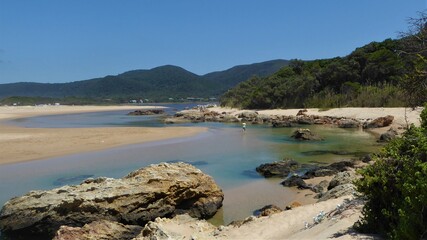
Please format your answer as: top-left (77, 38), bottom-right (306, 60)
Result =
top-left (255, 205), bottom-right (282, 217)
top-left (255, 159), bottom-right (300, 178)
top-left (0, 163), bottom-right (224, 239)
top-left (127, 109), bottom-right (165, 115)
top-left (304, 160), bottom-right (355, 179)
top-left (337, 119), bottom-right (360, 128)
top-left (327, 171), bottom-right (357, 190)
top-left (317, 184), bottom-right (356, 202)
top-left (291, 128), bottom-right (324, 141)
top-left (53, 220), bottom-right (142, 240)
top-left (364, 115), bottom-right (394, 128)
top-left (135, 214), bottom-right (217, 240)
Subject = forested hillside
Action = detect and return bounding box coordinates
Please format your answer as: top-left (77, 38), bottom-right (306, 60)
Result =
top-left (0, 60), bottom-right (288, 103)
top-left (220, 19), bottom-right (427, 109)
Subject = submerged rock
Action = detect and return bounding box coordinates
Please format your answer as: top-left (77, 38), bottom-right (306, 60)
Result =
top-left (0, 163), bottom-right (224, 239)
top-left (291, 128), bottom-right (324, 141)
top-left (127, 109), bottom-right (165, 115)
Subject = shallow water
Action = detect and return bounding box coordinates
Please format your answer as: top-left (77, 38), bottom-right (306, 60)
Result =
top-left (0, 105), bottom-right (382, 225)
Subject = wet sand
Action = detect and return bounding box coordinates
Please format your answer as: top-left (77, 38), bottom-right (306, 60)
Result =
top-left (0, 105), bottom-right (207, 165)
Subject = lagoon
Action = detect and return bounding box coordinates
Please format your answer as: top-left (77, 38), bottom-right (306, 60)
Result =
top-left (0, 104), bottom-right (381, 225)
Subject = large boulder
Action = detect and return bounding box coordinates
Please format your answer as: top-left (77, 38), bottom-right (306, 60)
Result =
top-left (291, 128), bottom-right (324, 141)
top-left (0, 163), bottom-right (223, 239)
top-left (256, 159), bottom-right (300, 178)
top-left (365, 115), bottom-right (394, 128)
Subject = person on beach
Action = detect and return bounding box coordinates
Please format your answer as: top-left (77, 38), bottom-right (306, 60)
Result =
top-left (242, 122), bottom-right (246, 132)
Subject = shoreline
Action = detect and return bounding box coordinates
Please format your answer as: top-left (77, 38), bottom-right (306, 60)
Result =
top-left (0, 105), bottom-right (207, 165)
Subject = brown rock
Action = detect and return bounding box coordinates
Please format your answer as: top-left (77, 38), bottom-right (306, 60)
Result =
top-left (0, 163), bottom-right (223, 239)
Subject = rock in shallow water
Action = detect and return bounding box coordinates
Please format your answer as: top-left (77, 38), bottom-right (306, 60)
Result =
top-left (0, 162), bottom-right (224, 239)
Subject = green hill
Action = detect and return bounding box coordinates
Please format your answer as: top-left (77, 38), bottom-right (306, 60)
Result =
top-left (0, 60), bottom-right (289, 103)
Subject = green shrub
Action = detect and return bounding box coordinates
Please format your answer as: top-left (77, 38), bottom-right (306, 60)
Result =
top-left (356, 103), bottom-right (427, 239)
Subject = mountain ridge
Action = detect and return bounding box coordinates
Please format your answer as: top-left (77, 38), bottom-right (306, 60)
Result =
top-left (0, 60), bottom-right (289, 102)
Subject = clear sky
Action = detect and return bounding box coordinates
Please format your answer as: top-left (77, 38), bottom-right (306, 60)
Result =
top-left (0, 1), bottom-right (425, 84)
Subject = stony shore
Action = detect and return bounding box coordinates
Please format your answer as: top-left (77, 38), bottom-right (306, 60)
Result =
top-left (1, 106), bottom-right (422, 239)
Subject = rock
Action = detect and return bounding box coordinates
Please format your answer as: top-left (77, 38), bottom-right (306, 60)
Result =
top-left (272, 120), bottom-right (292, 128)
top-left (297, 116), bottom-right (314, 125)
top-left (328, 171), bottom-right (357, 190)
top-left (285, 201), bottom-right (302, 210)
top-left (291, 128), bottom-right (324, 141)
top-left (337, 119), bottom-right (360, 128)
top-left (256, 159), bottom-right (300, 178)
top-left (296, 109), bottom-right (308, 116)
top-left (238, 111), bottom-right (258, 121)
top-left (254, 204), bottom-right (282, 217)
top-left (365, 115), bottom-right (394, 128)
top-left (127, 109), bottom-right (165, 115)
top-left (304, 160), bottom-right (355, 179)
top-left (0, 163), bottom-right (223, 239)
top-left (281, 175), bottom-right (311, 189)
top-left (53, 220), bottom-right (142, 240)
top-left (136, 214), bottom-right (217, 240)
top-left (311, 180), bottom-right (329, 193)
top-left (378, 127), bottom-right (398, 142)
top-left (318, 184), bottom-right (356, 202)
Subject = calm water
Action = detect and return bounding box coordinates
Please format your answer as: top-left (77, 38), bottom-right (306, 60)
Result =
top-left (0, 104), bottom-right (381, 225)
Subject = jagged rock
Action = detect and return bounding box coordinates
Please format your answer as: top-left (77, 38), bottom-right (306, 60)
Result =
top-left (328, 171), bottom-right (357, 190)
top-left (256, 159), bottom-right (300, 178)
top-left (0, 163), bottom-right (223, 239)
top-left (255, 205), bottom-right (282, 217)
top-left (365, 115), bottom-right (394, 128)
top-left (291, 129), bottom-right (324, 141)
top-left (281, 175), bottom-right (311, 189)
top-left (378, 127), bottom-right (398, 142)
top-left (53, 220), bottom-right (142, 240)
top-left (337, 119), bottom-right (360, 128)
top-left (318, 184), bottom-right (356, 202)
top-left (304, 160), bottom-right (355, 179)
top-left (136, 214), bottom-right (217, 240)
top-left (164, 117), bottom-right (191, 124)
top-left (311, 180), bottom-right (329, 193)
top-left (127, 109), bottom-right (165, 115)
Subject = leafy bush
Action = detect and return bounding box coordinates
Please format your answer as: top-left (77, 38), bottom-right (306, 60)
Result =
top-left (355, 104), bottom-right (427, 239)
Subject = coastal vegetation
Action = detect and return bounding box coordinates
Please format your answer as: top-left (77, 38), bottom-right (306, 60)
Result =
top-left (220, 12), bottom-right (427, 109)
top-left (355, 104), bottom-right (427, 239)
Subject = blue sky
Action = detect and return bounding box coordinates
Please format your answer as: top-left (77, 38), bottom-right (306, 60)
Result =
top-left (0, 1), bottom-right (425, 84)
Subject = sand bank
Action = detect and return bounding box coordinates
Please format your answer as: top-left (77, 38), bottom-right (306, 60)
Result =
top-left (0, 105), bottom-right (207, 165)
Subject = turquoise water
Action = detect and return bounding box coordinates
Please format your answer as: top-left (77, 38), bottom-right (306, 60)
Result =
top-left (0, 106), bottom-right (382, 225)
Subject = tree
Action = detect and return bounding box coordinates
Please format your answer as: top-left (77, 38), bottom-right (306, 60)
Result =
top-left (399, 11), bottom-right (427, 107)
